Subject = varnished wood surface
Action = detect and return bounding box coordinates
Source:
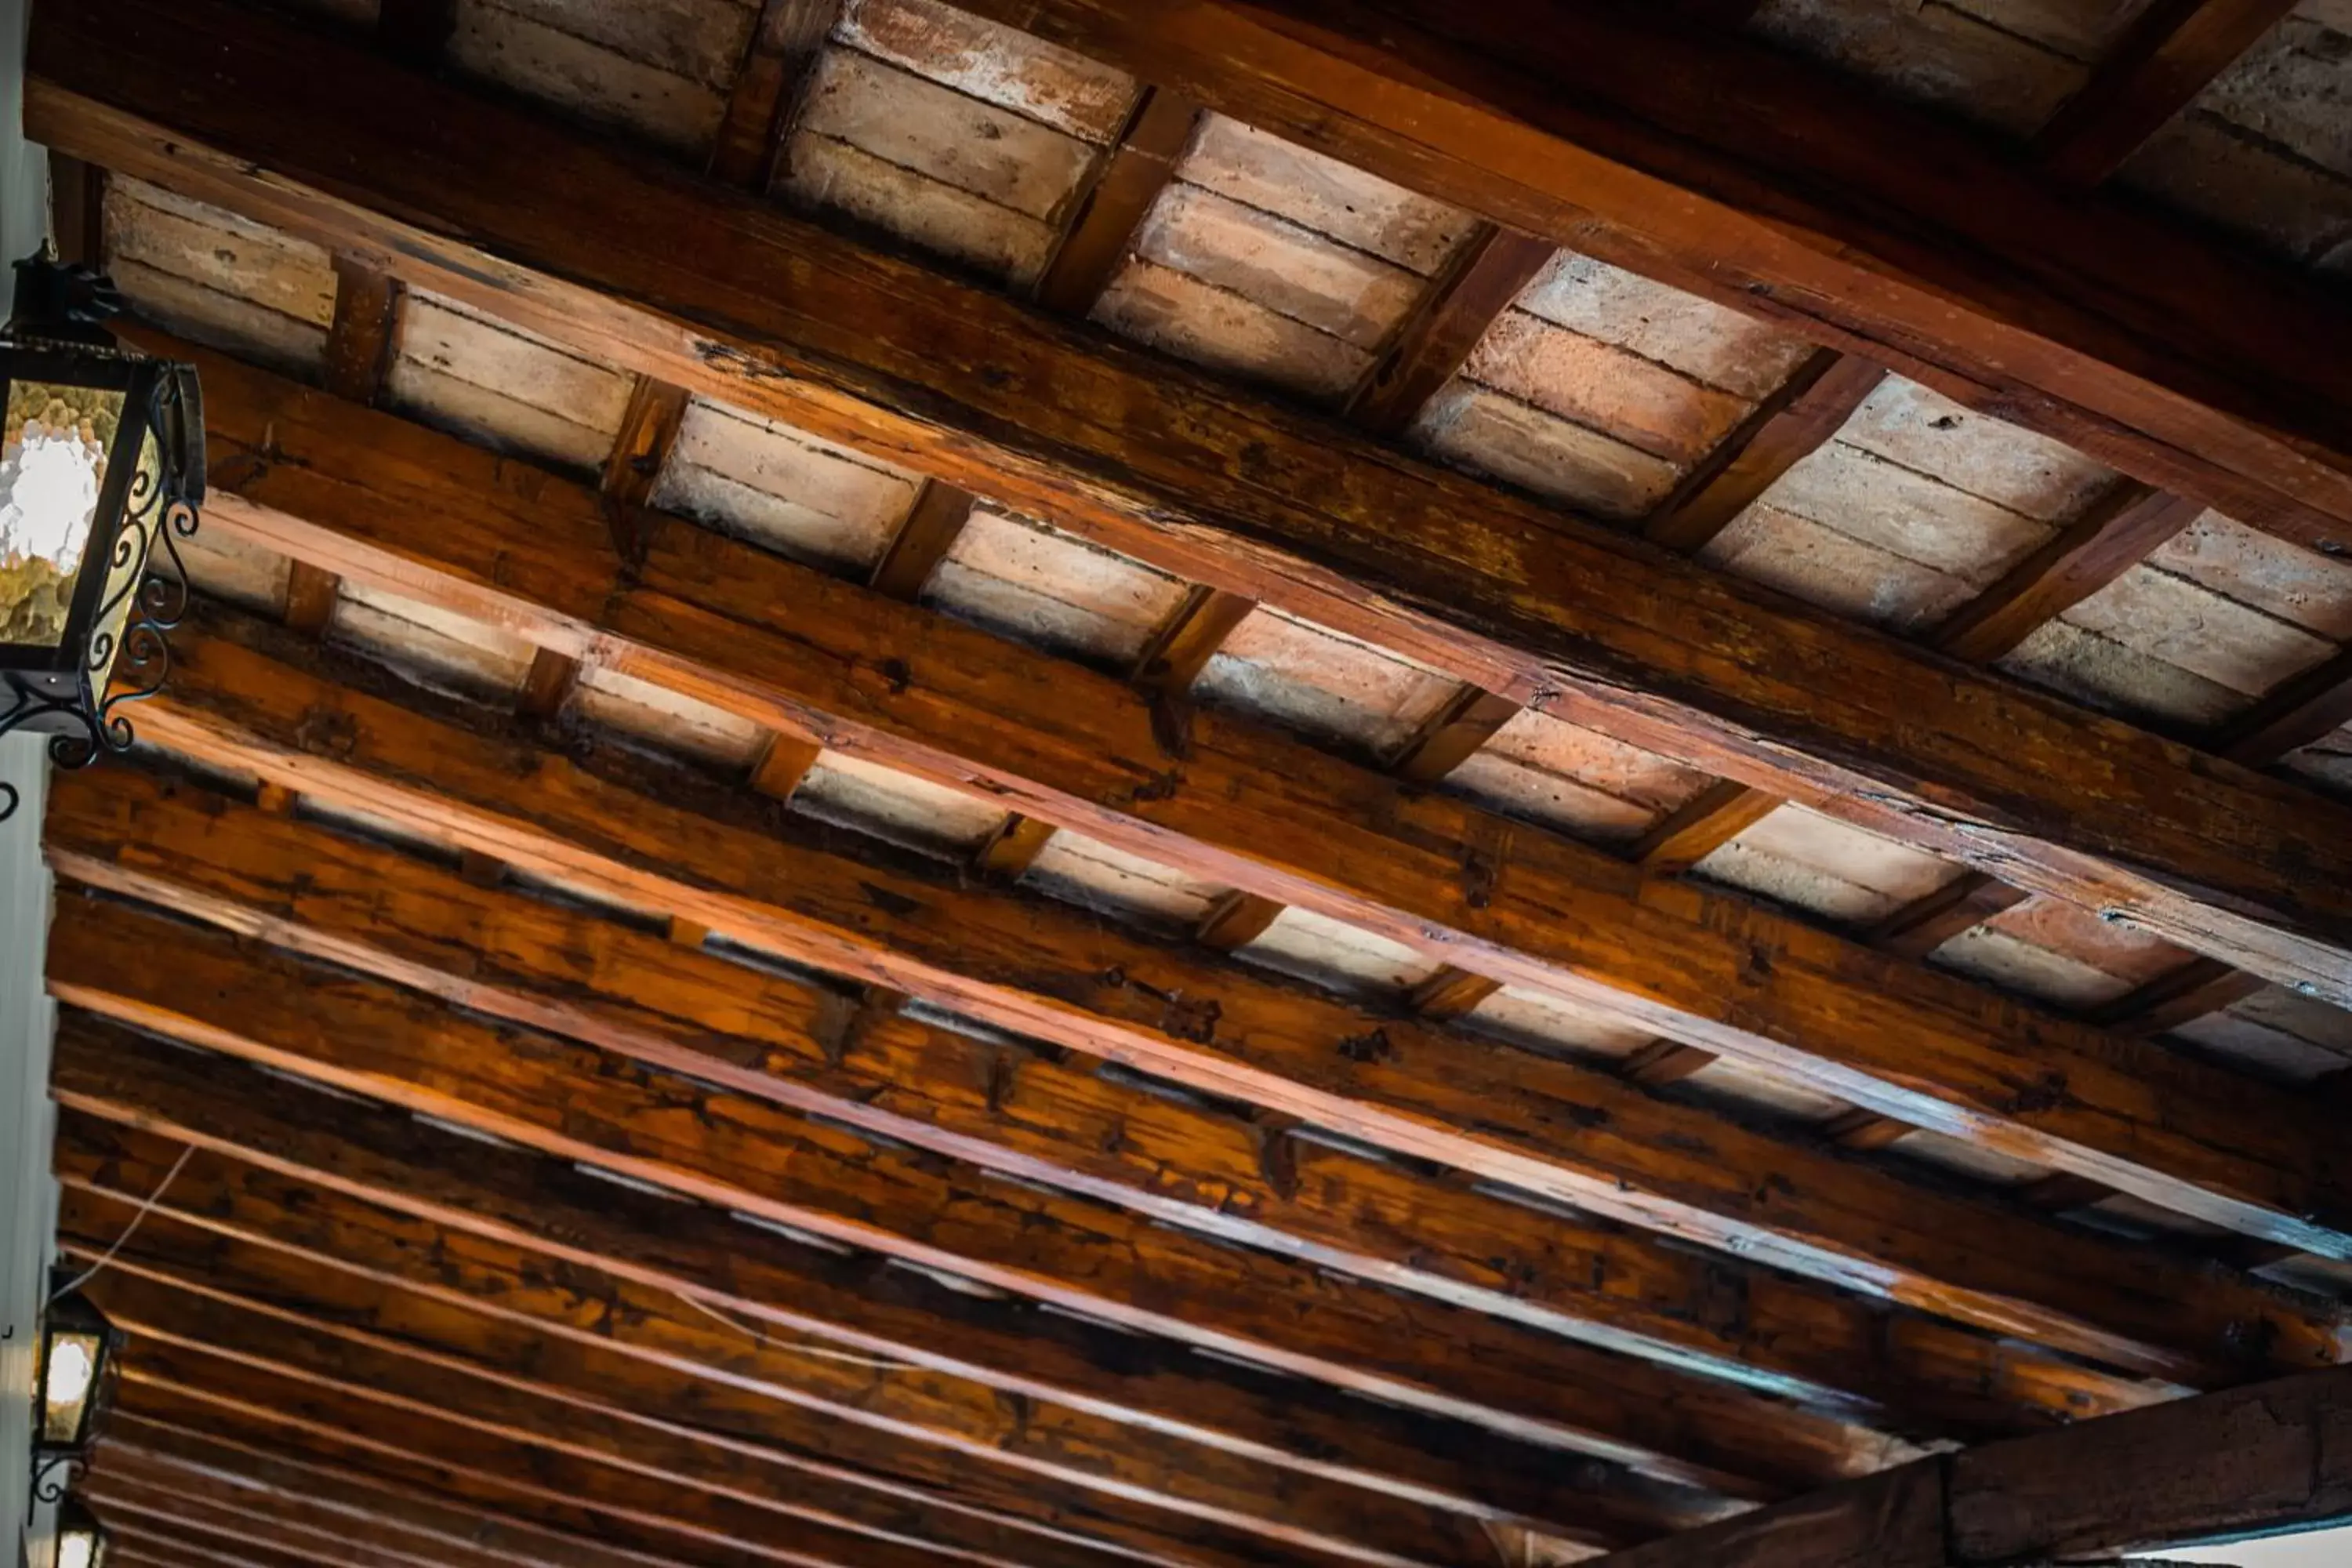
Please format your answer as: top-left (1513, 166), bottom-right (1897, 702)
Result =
top-left (155, 339), bottom-right (2352, 1261)
top-left (68, 616), bottom-right (2352, 1395)
top-left (33, 0), bottom-right (2352, 1011)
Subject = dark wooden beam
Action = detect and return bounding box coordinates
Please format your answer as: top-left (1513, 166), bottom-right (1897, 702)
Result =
top-left (2032, 0), bottom-right (2303, 188)
top-left (154, 339), bottom-right (2352, 1258)
top-left (1629, 779), bottom-right (1780, 875)
top-left (375, 0), bottom-right (453, 68)
top-left (960, 0), bottom-right (2352, 557)
top-left (1867, 875), bottom-right (2031, 962)
top-left (71, 1236), bottom-right (1338, 1568)
top-left (46, 3), bottom-right (2352, 1008)
top-left (47, 151), bottom-right (107, 267)
top-left (1929, 485), bottom-right (2207, 663)
top-left (709, 0), bottom-right (840, 191)
top-left (45, 898), bottom-right (1912, 1504)
top-left (48, 1029), bottom-right (1729, 1545)
top-left (1644, 351), bottom-right (1886, 554)
top-left (85, 1475), bottom-right (451, 1568)
top-left (288, 256), bottom-right (402, 634)
top-left (76, 614), bottom-right (2352, 1393)
top-left (98, 1415), bottom-right (685, 1568)
top-left (1347, 227), bottom-right (1555, 437)
top-left (1587, 1363), bottom-right (2352, 1568)
top-left (51, 765), bottom-right (2167, 1443)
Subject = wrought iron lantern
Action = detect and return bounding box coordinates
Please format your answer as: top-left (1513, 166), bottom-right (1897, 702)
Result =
top-left (0, 245), bottom-right (203, 819)
top-left (31, 1274), bottom-right (124, 1501)
top-left (50, 1498), bottom-right (110, 1568)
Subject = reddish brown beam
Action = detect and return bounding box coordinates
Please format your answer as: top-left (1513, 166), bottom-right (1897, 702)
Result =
top-left (2092, 956), bottom-right (2270, 1037)
top-left (288, 257), bottom-right (403, 635)
top-left (1929, 485), bottom-right (2206, 663)
top-left (1131, 585), bottom-right (1256, 695)
top-left (2032, 0), bottom-right (2303, 188)
top-left (1390, 686), bottom-right (1522, 785)
top-left (1348, 227), bottom-right (1556, 437)
top-left (1036, 85), bottom-right (1200, 316)
top-left (710, 0), bottom-right (841, 191)
top-left (869, 480), bottom-right (976, 602)
top-left (43, 0), bottom-right (2352, 1007)
top-left (1629, 779), bottom-right (1780, 875)
top-left (1644, 350), bottom-right (1887, 553)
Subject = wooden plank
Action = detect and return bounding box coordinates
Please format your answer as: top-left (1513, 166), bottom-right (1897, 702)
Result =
top-left (94, 1334), bottom-right (1083, 1568)
top-left (1867, 875), bottom-right (2031, 962)
top-left (47, 905), bottom-right (1900, 1505)
top-left (47, 1024), bottom-right (1730, 1547)
top-left (1388, 685), bottom-right (1522, 785)
top-left (1346, 227), bottom-right (1555, 437)
top-left (281, 563), bottom-right (341, 636)
top-left (83, 615), bottom-right (2352, 1391)
top-left (321, 257), bottom-right (397, 405)
top-left (2032, 0), bottom-right (2304, 188)
top-left (66, 1228), bottom-right (1367, 1568)
top-left (961, 0), bottom-right (2352, 557)
top-left (85, 1475), bottom-right (474, 1568)
top-left (50, 1058), bottom-right (1721, 1556)
top-left (1643, 352), bottom-right (1885, 554)
top-left (36, 2), bottom-right (2352, 1007)
top-left (973, 811), bottom-right (1058, 878)
top-left (1929, 486), bottom-right (2206, 664)
top-left (1629, 779), bottom-right (1780, 874)
top-left (2092, 956), bottom-right (2271, 1037)
top-left (516, 647), bottom-right (579, 720)
top-left (601, 376), bottom-right (690, 567)
top-left (49, 766), bottom-right (2169, 1444)
top-left (1036, 85), bottom-right (1199, 315)
top-left (1196, 889), bottom-right (1284, 949)
top-left (1406, 966), bottom-right (1501, 1021)
top-left (869, 480), bottom-right (976, 601)
top-left (709, 0), bottom-right (841, 191)
top-left (748, 731), bottom-right (822, 798)
top-left (108, 1345), bottom-right (1268, 1568)
top-left (1588, 1364), bottom-right (2352, 1568)
top-left (152, 339), bottom-right (2352, 1259)
top-left (100, 1417), bottom-right (698, 1568)
top-left (2219, 644), bottom-right (2352, 766)
top-left (1131, 586), bottom-right (1256, 695)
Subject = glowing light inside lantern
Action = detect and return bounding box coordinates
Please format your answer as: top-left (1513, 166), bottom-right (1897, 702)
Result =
top-left (42, 1332), bottom-right (99, 1443)
top-left (0, 382), bottom-right (122, 648)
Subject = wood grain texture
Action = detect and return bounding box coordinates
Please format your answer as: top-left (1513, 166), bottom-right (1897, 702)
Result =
top-left (710, 0), bottom-right (841, 190)
top-left (1131, 586), bottom-right (1256, 694)
top-left (45, 905), bottom-right (1890, 1507)
top-left (2032, 0), bottom-right (2304, 187)
top-left (869, 480), bottom-right (976, 601)
top-left (83, 612), bottom-right (2352, 1396)
top-left (40, 2), bottom-right (2352, 1009)
top-left (1643, 352), bottom-right (1884, 554)
top-left (957, 0), bottom-right (2352, 558)
top-left (45, 765), bottom-right (2169, 1444)
top-left (50, 1032), bottom-right (1719, 1549)
top-left (154, 339), bottom-right (2352, 1262)
top-left (1036, 85), bottom-right (1198, 315)
top-left (1929, 486), bottom-right (2205, 664)
top-left (1347, 227), bottom-right (1555, 437)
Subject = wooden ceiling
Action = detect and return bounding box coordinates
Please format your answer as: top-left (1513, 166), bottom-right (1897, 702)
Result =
top-left (20, 0), bottom-right (2352, 1565)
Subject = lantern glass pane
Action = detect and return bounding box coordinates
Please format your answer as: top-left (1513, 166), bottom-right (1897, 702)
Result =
top-left (41, 1327), bottom-right (103, 1444)
top-left (0, 379), bottom-right (128, 648)
top-left (56, 1523), bottom-right (102, 1568)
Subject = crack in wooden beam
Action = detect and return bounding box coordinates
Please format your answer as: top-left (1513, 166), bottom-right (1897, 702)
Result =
top-left (2032, 0), bottom-right (2303, 188)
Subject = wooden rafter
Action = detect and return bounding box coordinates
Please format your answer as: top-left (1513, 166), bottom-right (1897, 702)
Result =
top-left (44, 764), bottom-right (2172, 1439)
top-left (1583, 1361), bottom-right (2352, 1568)
top-left (1036, 84), bottom-right (1200, 314)
top-left (150, 339), bottom-right (2351, 1261)
top-left (709, 0), bottom-right (841, 191)
top-left (67, 609), bottom-right (2351, 1395)
top-left (953, 0), bottom-right (2352, 555)
top-left (49, 1052), bottom-right (1717, 1548)
top-left (1345, 226), bottom-right (1556, 437)
top-left (39, 5), bottom-right (2352, 1010)
top-left (2032, 0), bottom-right (2303, 188)
top-left (1642, 350), bottom-right (1887, 554)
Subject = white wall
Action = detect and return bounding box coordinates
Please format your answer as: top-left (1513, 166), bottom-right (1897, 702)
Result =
top-left (1, 0), bottom-right (62, 1555)
top-left (2148, 1523), bottom-right (2352, 1566)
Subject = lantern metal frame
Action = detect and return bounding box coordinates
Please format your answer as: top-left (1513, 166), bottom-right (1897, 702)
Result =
top-left (30, 1272), bottom-right (126, 1504)
top-left (0, 249), bottom-right (204, 820)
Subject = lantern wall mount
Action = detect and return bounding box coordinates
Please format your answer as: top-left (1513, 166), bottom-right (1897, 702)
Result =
top-left (0, 245), bottom-right (204, 820)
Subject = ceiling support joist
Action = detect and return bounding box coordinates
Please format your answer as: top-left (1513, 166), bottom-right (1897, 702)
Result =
top-left (31, 0), bottom-right (2352, 1012)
